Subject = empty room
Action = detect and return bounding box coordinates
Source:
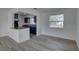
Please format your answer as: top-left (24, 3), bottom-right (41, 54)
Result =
top-left (0, 8), bottom-right (79, 51)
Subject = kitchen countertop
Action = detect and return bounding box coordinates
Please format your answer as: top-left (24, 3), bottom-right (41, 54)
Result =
top-left (11, 27), bottom-right (29, 30)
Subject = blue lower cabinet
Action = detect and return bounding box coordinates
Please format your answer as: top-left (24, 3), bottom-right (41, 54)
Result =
top-left (30, 26), bottom-right (36, 34)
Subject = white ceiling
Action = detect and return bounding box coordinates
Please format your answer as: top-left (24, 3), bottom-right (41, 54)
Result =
top-left (33, 8), bottom-right (64, 12)
top-left (0, 8), bottom-right (11, 12)
top-left (0, 8), bottom-right (11, 10)
top-left (0, 8), bottom-right (67, 13)
top-left (36, 8), bottom-right (57, 11)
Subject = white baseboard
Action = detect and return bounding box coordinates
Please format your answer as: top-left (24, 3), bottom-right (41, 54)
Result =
top-left (40, 33), bottom-right (75, 41)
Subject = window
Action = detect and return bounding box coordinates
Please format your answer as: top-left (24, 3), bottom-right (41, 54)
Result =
top-left (30, 17), bottom-right (36, 24)
top-left (49, 14), bottom-right (64, 28)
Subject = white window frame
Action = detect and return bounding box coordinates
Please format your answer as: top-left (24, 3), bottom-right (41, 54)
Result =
top-left (49, 14), bottom-right (64, 28)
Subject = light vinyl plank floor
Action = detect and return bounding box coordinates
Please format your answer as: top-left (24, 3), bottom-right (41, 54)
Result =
top-left (0, 35), bottom-right (78, 51)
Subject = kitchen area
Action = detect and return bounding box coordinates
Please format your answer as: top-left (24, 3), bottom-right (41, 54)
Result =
top-left (9, 11), bottom-right (37, 43)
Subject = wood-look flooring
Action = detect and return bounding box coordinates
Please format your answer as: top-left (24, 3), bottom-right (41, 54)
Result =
top-left (0, 35), bottom-right (78, 51)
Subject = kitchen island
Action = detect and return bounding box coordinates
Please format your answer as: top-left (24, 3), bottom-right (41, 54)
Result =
top-left (9, 27), bottom-right (30, 43)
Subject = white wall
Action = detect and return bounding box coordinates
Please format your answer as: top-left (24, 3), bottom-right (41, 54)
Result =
top-left (40, 9), bottom-right (76, 40)
top-left (0, 9), bottom-right (9, 37)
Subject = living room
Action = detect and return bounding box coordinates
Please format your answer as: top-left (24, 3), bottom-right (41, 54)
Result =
top-left (0, 8), bottom-right (79, 51)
